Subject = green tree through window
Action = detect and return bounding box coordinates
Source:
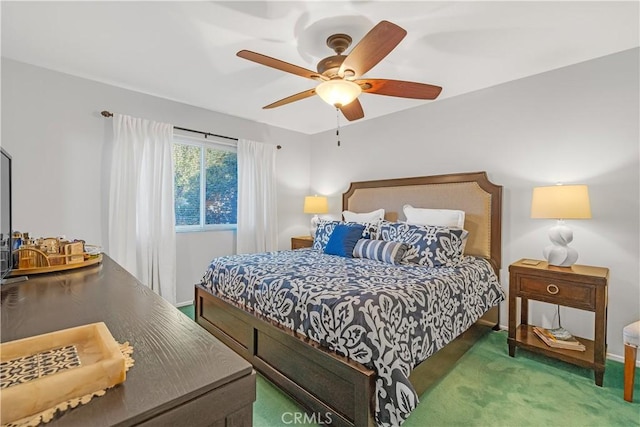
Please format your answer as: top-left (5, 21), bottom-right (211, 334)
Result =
top-left (174, 139), bottom-right (237, 228)
top-left (205, 148), bottom-right (237, 225)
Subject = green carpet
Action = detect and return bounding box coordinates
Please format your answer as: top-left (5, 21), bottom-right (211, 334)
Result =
top-left (178, 305), bottom-right (640, 426)
top-left (178, 303), bottom-right (195, 319)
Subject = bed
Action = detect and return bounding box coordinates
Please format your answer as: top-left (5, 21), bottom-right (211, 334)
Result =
top-left (195, 171), bottom-right (504, 427)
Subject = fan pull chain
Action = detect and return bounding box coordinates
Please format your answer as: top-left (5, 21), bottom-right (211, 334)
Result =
top-left (336, 107), bottom-right (341, 147)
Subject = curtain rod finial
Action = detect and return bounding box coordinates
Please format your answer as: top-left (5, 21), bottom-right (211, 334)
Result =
top-left (101, 110), bottom-right (113, 117)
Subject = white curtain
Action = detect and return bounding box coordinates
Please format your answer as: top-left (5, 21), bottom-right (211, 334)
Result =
top-left (237, 139), bottom-right (278, 254)
top-left (108, 113), bottom-right (177, 304)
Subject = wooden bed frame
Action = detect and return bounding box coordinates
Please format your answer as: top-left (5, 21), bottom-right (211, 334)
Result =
top-left (195, 171), bottom-right (502, 427)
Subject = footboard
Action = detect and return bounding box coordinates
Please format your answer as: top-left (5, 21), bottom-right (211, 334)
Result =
top-left (195, 286), bottom-right (376, 427)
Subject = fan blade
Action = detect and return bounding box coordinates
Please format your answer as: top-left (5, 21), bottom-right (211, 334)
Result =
top-left (263, 88), bottom-right (317, 109)
top-left (358, 79), bottom-right (442, 99)
top-left (339, 99), bottom-right (364, 121)
top-left (237, 50), bottom-right (325, 81)
top-left (339, 21), bottom-right (407, 78)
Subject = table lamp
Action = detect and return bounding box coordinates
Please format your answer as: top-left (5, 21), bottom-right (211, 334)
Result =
top-left (531, 184), bottom-right (591, 267)
top-left (303, 195), bottom-right (328, 237)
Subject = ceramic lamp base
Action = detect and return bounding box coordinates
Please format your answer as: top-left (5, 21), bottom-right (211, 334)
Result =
top-left (310, 214), bottom-right (320, 237)
top-left (543, 221), bottom-right (579, 267)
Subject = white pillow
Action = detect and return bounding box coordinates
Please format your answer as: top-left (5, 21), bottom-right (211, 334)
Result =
top-left (403, 205), bottom-right (465, 228)
top-left (342, 208), bottom-right (385, 223)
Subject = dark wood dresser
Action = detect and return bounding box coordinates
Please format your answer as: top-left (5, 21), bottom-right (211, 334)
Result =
top-left (1, 255), bottom-right (255, 426)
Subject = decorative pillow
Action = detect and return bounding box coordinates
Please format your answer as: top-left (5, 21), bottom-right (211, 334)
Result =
top-left (342, 209), bottom-right (385, 224)
top-left (403, 205), bottom-right (465, 228)
top-left (352, 239), bottom-right (409, 265)
top-left (378, 221), bottom-right (468, 267)
top-left (342, 209), bottom-right (385, 239)
top-left (313, 220), bottom-right (377, 250)
top-left (324, 224), bottom-right (365, 258)
top-left (313, 220), bottom-right (341, 251)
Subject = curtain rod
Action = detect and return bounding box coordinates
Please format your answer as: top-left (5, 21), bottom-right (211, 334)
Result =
top-left (101, 110), bottom-right (281, 149)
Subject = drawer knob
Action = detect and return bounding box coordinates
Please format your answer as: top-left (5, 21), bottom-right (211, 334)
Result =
top-left (546, 284), bottom-right (560, 295)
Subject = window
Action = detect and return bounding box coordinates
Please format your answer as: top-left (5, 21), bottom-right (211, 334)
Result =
top-left (173, 136), bottom-right (237, 230)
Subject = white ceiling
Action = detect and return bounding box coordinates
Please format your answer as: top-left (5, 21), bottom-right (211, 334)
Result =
top-left (2, 1), bottom-right (638, 135)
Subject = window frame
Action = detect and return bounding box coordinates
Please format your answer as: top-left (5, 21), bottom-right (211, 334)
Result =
top-left (173, 134), bottom-right (238, 233)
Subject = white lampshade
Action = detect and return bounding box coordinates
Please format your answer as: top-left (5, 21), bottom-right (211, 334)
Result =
top-left (303, 196), bottom-right (328, 214)
top-left (315, 80), bottom-right (362, 107)
top-left (531, 184), bottom-right (591, 267)
top-left (304, 195), bottom-right (328, 237)
top-left (531, 185), bottom-right (592, 219)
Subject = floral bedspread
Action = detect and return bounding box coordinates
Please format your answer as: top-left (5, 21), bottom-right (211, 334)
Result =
top-left (200, 249), bottom-right (504, 426)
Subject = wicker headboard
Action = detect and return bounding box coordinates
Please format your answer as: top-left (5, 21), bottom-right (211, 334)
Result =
top-left (342, 171), bottom-right (503, 273)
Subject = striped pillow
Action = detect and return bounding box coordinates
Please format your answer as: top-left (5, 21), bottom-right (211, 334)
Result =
top-left (352, 239), bottom-right (408, 265)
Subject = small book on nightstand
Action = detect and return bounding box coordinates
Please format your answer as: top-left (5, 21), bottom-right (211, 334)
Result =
top-left (533, 326), bottom-right (586, 351)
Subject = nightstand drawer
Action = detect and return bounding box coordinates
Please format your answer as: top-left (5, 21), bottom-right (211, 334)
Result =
top-left (518, 276), bottom-right (595, 310)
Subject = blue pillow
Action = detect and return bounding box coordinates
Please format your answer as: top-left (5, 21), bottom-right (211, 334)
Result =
top-left (313, 220), bottom-right (377, 251)
top-left (324, 224), bottom-right (365, 258)
top-left (313, 220), bottom-right (341, 251)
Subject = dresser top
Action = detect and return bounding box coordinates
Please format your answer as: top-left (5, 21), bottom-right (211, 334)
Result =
top-left (1, 255), bottom-right (252, 425)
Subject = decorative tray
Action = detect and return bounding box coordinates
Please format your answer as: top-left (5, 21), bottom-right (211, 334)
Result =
top-left (1, 322), bottom-right (126, 424)
top-left (8, 253), bottom-right (102, 277)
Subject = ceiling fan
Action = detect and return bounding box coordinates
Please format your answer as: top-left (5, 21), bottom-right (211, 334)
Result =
top-left (237, 20), bottom-right (442, 121)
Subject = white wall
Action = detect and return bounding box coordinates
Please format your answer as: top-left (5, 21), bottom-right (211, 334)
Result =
top-left (309, 48), bottom-right (640, 360)
top-left (1, 58), bottom-right (312, 305)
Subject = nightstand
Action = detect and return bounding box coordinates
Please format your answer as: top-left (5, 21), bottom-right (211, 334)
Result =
top-left (508, 259), bottom-right (609, 386)
top-left (291, 236), bottom-right (313, 250)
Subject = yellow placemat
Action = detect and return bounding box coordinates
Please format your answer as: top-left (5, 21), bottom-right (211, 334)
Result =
top-left (2, 342), bottom-right (134, 427)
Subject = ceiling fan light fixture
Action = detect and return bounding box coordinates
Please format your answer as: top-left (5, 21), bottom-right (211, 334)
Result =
top-left (238, 21), bottom-right (439, 120)
top-left (315, 79), bottom-right (362, 107)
